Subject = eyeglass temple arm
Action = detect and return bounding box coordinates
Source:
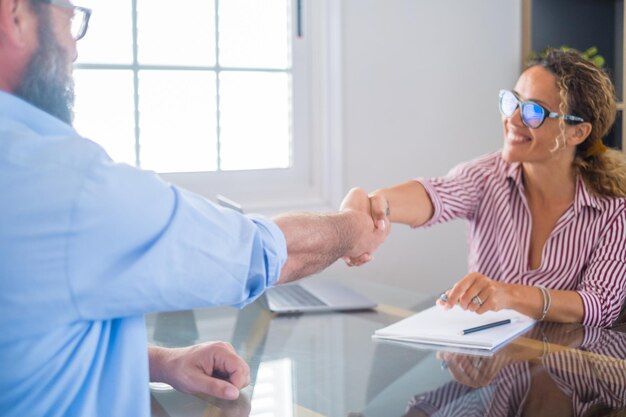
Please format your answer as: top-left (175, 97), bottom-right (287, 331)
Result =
top-left (547, 112), bottom-right (584, 123)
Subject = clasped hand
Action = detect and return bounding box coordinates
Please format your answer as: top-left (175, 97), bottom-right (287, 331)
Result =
top-left (340, 188), bottom-right (390, 267)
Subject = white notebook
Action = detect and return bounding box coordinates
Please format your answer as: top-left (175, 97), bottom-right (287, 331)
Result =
top-left (373, 305), bottom-right (535, 351)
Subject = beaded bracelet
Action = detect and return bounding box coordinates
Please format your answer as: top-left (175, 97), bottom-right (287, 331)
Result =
top-left (536, 285), bottom-right (551, 321)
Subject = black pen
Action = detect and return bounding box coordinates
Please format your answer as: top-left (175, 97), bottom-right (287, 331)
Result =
top-left (459, 318), bottom-right (518, 335)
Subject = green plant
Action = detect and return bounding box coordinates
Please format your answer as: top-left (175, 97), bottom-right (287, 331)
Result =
top-left (528, 46), bottom-right (605, 68)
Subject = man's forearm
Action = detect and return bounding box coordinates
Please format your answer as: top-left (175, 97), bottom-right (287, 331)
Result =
top-left (273, 211), bottom-right (360, 284)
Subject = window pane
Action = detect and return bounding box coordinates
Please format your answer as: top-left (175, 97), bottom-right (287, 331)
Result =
top-left (139, 71), bottom-right (218, 173)
top-left (73, 69), bottom-right (136, 165)
top-left (219, 0), bottom-right (290, 69)
top-left (219, 72), bottom-right (291, 170)
top-left (76, 0), bottom-right (133, 64)
top-left (137, 0), bottom-right (216, 66)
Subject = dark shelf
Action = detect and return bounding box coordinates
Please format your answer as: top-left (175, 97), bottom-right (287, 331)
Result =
top-left (531, 0), bottom-right (623, 101)
top-left (604, 110), bottom-right (623, 150)
top-left (530, 0), bottom-right (623, 150)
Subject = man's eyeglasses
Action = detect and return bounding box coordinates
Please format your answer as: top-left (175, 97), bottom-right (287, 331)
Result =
top-left (499, 89), bottom-right (584, 129)
top-left (38, 0), bottom-right (92, 41)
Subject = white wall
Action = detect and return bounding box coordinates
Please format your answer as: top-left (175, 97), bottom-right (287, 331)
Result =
top-left (322, 0), bottom-right (523, 295)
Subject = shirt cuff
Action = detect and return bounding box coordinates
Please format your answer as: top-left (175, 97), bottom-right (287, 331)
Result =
top-left (577, 290), bottom-right (606, 327)
top-left (248, 214), bottom-right (287, 288)
top-left (414, 178), bottom-right (443, 228)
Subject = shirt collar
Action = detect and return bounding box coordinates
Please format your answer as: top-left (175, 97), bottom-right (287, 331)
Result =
top-left (505, 159), bottom-right (523, 187)
top-left (0, 90), bottom-right (76, 138)
top-left (574, 175), bottom-right (603, 213)
top-left (504, 158), bottom-right (604, 213)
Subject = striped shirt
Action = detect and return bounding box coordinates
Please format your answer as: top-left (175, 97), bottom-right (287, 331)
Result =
top-left (419, 151), bottom-right (626, 328)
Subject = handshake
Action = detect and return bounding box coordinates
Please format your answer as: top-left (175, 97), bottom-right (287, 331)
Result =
top-left (338, 187), bottom-right (392, 268)
top-left (276, 180), bottom-right (431, 283)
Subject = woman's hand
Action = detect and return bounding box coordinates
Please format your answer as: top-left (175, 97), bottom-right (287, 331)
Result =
top-left (438, 274), bottom-right (586, 324)
top-left (437, 272), bottom-right (512, 313)
top-left (437, 350), bottom-right (512, 388)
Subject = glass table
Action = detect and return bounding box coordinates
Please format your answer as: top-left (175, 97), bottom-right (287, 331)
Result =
top-left (146, 278), bottom-right (626, 417)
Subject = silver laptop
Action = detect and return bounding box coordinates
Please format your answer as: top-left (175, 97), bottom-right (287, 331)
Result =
top-left (265, 279), bottom-right (376, 314)
top-left (216, 194), bottom-right (377, 314)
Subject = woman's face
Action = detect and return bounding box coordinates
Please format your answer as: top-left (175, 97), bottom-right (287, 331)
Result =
top-left (501, 66), bottom-right (576, 166)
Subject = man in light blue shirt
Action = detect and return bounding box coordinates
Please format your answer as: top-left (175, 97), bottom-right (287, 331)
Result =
top-left (0, 1), bottom-right (389, 416)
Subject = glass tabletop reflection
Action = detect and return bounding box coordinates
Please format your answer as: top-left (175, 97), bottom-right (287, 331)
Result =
top-left (146, 279), bottom-right (626, 417)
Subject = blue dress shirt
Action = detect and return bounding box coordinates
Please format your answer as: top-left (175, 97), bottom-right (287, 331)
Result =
top-left (0, 91), bottom-right (287, 417)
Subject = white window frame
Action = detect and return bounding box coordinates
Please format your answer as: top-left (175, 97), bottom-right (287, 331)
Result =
top-left (156, 0), bottom-right (343, 214)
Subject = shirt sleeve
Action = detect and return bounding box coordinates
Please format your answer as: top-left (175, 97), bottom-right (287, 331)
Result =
top-left (66, 147), bottom-right (287, 320)
top-left (577, 205), bottom-right (626, 328)
top-left (418, 153), bottom-right (498, 228)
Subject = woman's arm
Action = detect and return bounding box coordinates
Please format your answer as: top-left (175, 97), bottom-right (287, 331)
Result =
top-left (439, 273), bottom-right (584, 323)
top-left (370, 180), bottom-right (434, 227)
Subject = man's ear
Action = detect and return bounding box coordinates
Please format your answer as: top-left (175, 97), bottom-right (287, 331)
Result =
top-left (568, 122), bottom-right (593, 147)
top-left (0, 0), bottom-right (37, 47)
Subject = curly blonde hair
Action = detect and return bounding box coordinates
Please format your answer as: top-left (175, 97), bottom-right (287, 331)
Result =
top-left (528, 49), bottom-right (626, 198)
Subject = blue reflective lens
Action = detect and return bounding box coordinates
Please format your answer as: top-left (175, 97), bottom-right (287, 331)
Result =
top-left (499, 90), bottom-right (549, 128)
top-left (521, 103), bottom-right (545, 128)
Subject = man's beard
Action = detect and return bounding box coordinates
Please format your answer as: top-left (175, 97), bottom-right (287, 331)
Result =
top-left (14, 8), bottom-right (75, 125)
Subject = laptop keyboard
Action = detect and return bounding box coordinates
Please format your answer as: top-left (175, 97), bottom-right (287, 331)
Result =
top-left (268, 285), bottom-right (327, 308)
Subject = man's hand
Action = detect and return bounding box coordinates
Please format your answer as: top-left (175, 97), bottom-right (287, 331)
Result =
top-left (148, 342), bottom-right (250, 401)
top-left (340, 187), bottom-right (390, 267)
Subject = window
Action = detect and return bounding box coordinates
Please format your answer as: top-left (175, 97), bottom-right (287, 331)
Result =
top-left (73, 0), bottom-right (342, 212)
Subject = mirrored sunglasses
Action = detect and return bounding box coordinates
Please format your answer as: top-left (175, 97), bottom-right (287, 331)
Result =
top-left (498, 90), bottom-right (584, 129)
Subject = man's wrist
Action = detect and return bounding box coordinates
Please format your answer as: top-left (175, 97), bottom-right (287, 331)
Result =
top-left (148, 345), bottom-right (171, 383)
top-left (334, 211), bottom-right (359, 257)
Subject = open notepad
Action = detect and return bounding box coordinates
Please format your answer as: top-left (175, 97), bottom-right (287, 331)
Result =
top-left (373, 305), bottom-right (535, 351)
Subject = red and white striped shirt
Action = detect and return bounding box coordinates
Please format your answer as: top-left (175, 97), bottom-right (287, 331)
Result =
top-left (419, 151), bottom-right (626, 328)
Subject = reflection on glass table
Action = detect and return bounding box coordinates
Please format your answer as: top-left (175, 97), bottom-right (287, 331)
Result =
top-left (402, 322), bottom-right (626, 417)
top-left (146, 279), bottom-right (626, 417)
